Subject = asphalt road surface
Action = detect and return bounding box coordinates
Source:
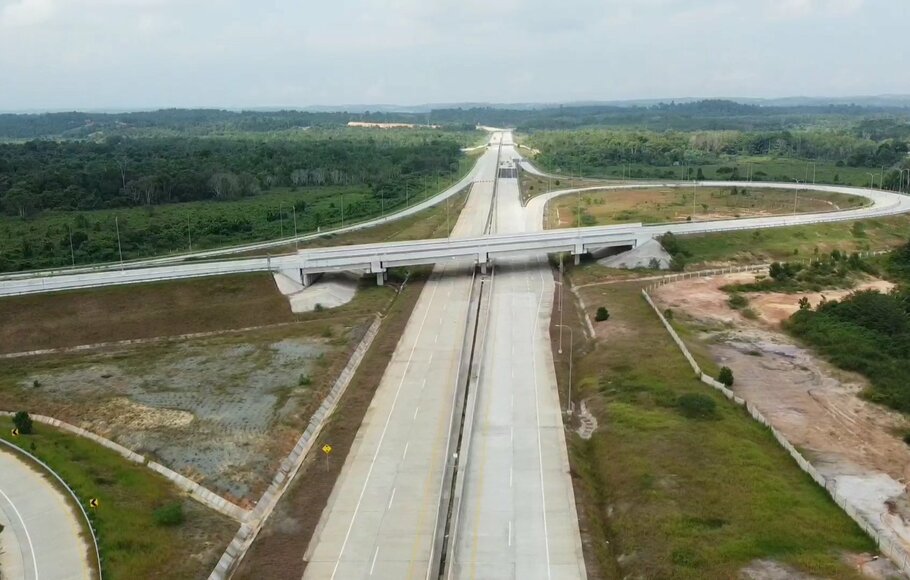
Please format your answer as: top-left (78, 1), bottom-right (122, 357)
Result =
top-left (0, 447), bottom-right (92, 580)
top-left (302, 137), bottom-right (501, 580)
top-left (449, 136), bottom-right (586, 580)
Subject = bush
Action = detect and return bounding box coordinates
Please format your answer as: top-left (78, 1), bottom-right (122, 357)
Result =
top-left (670, 255), bottom-right (687, 272)
top-left (718, 366), bottom-right (735, 387)
top-left (676, 393), bottom-right (718, 420)
top-left (728, 294), bottom-right (748, 310)
top-left (298, 374), bottom-right (312, 386)
top-left (13, 411), bottom-right (33, 435)
top-left (664, 308), bottom-right (673, 320)
top-left (153, 502), bottom-right (185, 527)
top-left (595, 307), bottom-right (610, 322)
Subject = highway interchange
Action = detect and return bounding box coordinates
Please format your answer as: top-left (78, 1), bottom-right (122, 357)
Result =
top-left (2, 131), bottom-right (910, 580)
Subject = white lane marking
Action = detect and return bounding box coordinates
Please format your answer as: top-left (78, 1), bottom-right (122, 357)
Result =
top-left (329, 279), bottom-right (442, 580)
top-left (530, 259), bottom-right (553, 579)
top-left (511, 367), bottom-right (514, 379)
top-left (388, 488), bottom-right (397, 510)
top-left (414, 407), bottom-right (420, 420)
top-left (509, 465), bottom-right (513, 488)
top-left (0, 488), bottom-right (38, 580)
top-left (370, 546), bottom-right (380, 576)
top-left (510, 427), bottom-right (514, 444)
top-left (508, 520), bottom-right (513, 547)
top-left (402, 442), bottom-right (410, 461)
top-left (435, 333), bottom-right (438, 344)
top-left (428, 353), bottom-right (434, 365)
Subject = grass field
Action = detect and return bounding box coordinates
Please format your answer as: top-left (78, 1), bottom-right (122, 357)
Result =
top-left (0, 151), bottom-right (481, 273)
top-left (554, 278), bottom-right (876, 578)
top-left (0, 417), bottom-right (235, 579)
top-left (544, 186), bottom-right (866, 228)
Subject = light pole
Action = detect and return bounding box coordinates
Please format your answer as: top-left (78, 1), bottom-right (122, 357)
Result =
top-left (811, 161), bottom-right (817, 185)
top-left (556, 324), bottom-right (574, 415)
top-left (187, 215), bottom-right (192, 251)
top-left (115, 216), bottom-right (124, 270)
top-left (792, 179), bottom-right (800, 214)
top-left (292, 205), bottom-right (299, 251)
top-left (867, 173), bottom-right (876, 192)
top-left (899, 169), bottom-right (910, 193)
top-left (67, 224), bottom-right (75, 267)
top-left (692, 180), bottom-right (698, 218)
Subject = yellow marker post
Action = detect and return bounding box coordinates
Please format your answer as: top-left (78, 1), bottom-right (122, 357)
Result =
top-left (322, 444), bottom-right (332, 472)
top-left (89, 498), bottom-right (99, 509)
top-left (11, 428), bottom-right (19, 437)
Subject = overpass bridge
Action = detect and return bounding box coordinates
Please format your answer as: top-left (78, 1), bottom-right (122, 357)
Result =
top-left (0, 224), bottom-right (644, 296)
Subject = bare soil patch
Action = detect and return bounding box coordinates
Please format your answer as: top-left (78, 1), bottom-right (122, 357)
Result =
top-left (0, 320), bottom-right (368, 503)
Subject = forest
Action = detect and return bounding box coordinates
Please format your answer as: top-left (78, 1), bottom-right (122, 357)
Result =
top-left (0, 131), bottom-right (465, 217)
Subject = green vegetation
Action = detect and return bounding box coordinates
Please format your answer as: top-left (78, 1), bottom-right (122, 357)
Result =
top-left (728, 293), bottom-right (749, 309)
top-left (525, 126), bottom-right (909, 187)
top-left (676, 393), bottom-right (718, 419)
top-left (152, 503), bottom-right (185, 527)
top-left (0, 417), bottom-right (234, 579)
top-left (595, 306), bottom-right (610, 321)
top-left (0, 130), bottom-right (477, 272)
top-left (13, 410), bottom-right (33, 434)
top-left (780, 242), bottom-right (910, 413)
top-left (566, 281), bottom-right (874, 578)
top-left (652, 213), bottom-right (910, 268)
top-left (718, 366), bottom-right (735, 387)
top-left (724, 251), bottom-right (875, 293)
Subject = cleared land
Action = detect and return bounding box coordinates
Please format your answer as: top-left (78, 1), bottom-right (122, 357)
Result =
top-left (551, 275), bottom-right (880, 579)
top-left (0, 417), bottom-right (236, 580)
top-left (652, 272), bottom-right (910, 567)
top-left (0, 321), bottom-right (368, 501)
top-left (518, 169), bottom-right (605, 204)
top-left (544, 186), bottom-right (867, 229)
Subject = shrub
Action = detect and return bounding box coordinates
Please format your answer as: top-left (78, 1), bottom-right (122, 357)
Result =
top-left (13, 411), bottom-right (33, 435)
top-left (298, 374), bottom-right (312, 386)
top-left (676, 393), bottom-right (718, 420)
top-left (728, 294), bottom-right (748, 310)
top-left (664, 308), bottom-right (674, 320)
top-left (718, 366), bottom-right (735, 387)
top-left (153, 502), bottom-right (185, 527)
top-left (670, 255), bottom-right (687, 272)
top-left (595, 307), bottom-right (610, 322)
top-left (741, 308), bottom-right (758, 320)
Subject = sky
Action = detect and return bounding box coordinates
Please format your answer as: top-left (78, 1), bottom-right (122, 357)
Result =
top-left (0, 0), bottom-right (907, 111)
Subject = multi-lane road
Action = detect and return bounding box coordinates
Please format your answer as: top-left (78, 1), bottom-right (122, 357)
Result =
top-left (449, 134), bottom-right (585, 579)
top-left (301, 136), bottom-right (502, 579)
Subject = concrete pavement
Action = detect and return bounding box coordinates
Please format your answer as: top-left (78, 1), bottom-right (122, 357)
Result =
top-left (301, 138), bottom-right (501, 580)
top-left (449, 136), bottom-right (586, 580)
top-left (0, 447), bottom-right (93, 580)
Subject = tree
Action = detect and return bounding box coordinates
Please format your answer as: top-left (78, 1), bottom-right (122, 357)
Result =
top-left (595, 307), bottom-right (610, 322)
top-left (696, 168), bottom-right (705, 180)
top-left (798, 296), bottom-right (811, 310)
top-left (13, 411), bottom-right (33, 434)
top-left (718, 366), bottom-right (734, 387)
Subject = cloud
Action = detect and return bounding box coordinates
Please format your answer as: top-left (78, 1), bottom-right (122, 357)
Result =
top-left (0, 0), bottom-right (55, 27)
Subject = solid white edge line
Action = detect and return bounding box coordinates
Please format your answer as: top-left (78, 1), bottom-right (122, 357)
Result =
top-left (0, 487), bottom-right (39, 580)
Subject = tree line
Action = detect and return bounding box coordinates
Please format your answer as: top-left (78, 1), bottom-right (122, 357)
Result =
top-left (0, 133), bottom-right (464, 218)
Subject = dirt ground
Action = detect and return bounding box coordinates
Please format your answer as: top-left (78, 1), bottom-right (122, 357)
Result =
top-left (546, 187), bottom-right (865, 228)
top-left (652, 274), bottom-right (910, 556)
top-left (0, 321), bottom-right (367, 504)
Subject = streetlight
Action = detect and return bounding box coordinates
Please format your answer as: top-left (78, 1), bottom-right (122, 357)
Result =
top-left (555, 324), bottom-right (574, 415)
top-left (899, 169), bottom-right (910, 193)
top-left (292, 205), bottom-right (299, 251)
top-left (867, 173), bottom-right (876, 192)
top-left (115, 216), bottom-right (124, 270)
top-left (692, 180), bottom-right (698, 218)
top-left (792, 179), bottom-right (801, 214)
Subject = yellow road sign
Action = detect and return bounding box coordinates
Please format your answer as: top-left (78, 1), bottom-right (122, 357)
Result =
top-left (89, 498), bottom-right (99, 509)
top-left (11, 428), bottom-right (19, 437)
top-left (322, 444), bottom-right (332, 455)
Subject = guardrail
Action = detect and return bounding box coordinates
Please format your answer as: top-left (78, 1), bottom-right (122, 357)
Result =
top-left (0, 437), bottom-right (103, 580)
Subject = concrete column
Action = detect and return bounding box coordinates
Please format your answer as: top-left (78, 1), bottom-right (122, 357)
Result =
top-left (574, 254), bottom-right (581, 266)
top-left (302, 271), bottom-right (311, 287)
top-left (376, 271), bottom-right (386, 286)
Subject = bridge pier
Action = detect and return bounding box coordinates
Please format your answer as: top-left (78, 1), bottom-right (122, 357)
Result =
top-left (376, 271), bottom-right (386, 286)
top-left (574, 254), bottom-right (581, 266)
